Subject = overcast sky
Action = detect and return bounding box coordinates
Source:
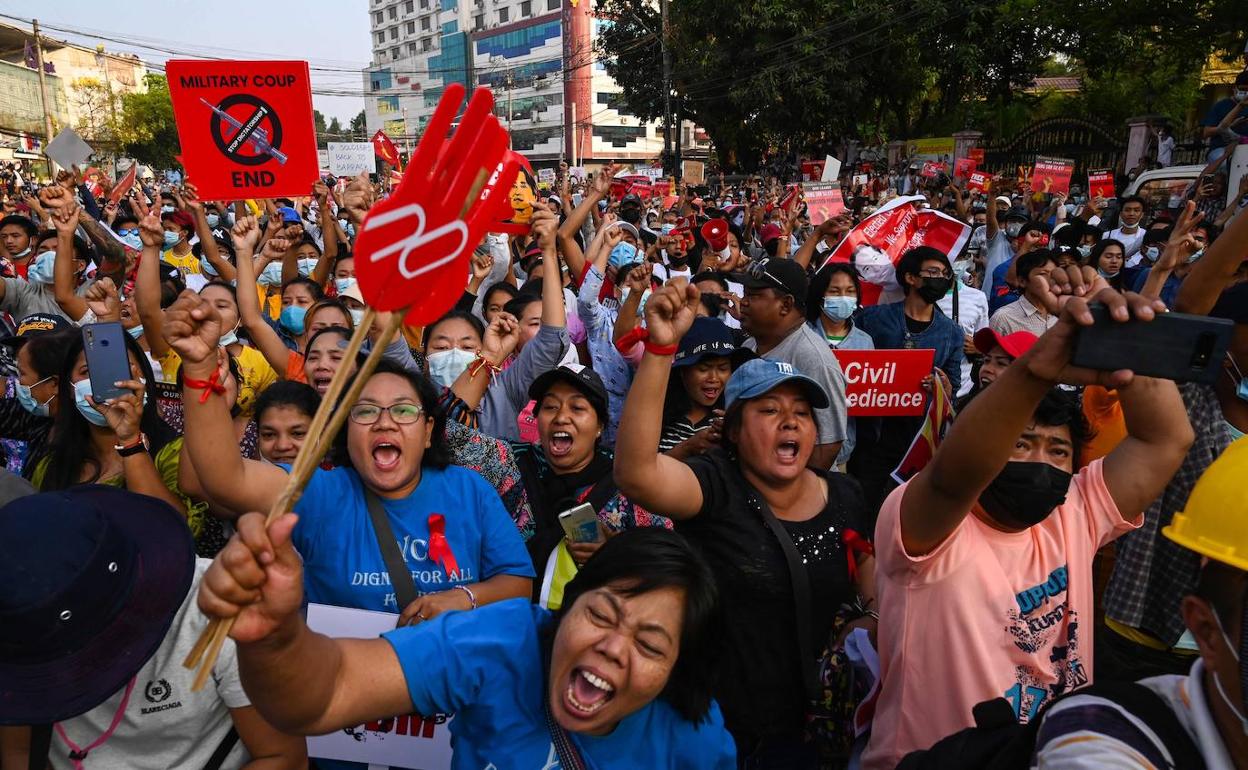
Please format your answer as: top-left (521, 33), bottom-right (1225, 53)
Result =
top-left (2, 1), bottom-right (371, 122)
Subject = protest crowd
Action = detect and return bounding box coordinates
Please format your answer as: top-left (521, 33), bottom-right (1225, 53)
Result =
top-left (0, 58), bottom-right (1247, 770)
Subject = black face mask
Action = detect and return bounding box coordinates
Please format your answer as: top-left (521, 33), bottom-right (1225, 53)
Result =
top-left (916, 276), bottom-right (952, 304)
top-left (978, 461), bottom-right (1073, 528)
top-left (620, 206), bottom-right (641, 225)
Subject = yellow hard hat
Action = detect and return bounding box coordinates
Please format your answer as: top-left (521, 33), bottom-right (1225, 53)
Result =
top-left (1163, 435), bottom-right (1248, 571)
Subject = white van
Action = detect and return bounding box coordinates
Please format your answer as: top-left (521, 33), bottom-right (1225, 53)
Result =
top-left (1124, 143), bottom-right (1248, 211)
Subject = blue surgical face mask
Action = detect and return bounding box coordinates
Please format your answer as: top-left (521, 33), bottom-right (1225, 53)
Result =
top-left (1098, 268), bottom-right (1120, 279)
top-left (258, 262), bottom-right (284, 287)
top-left (822, 295), bottom-right (857, 322)
top-left (1227, 420), bottom-right (1246, 443)
top-left (280, 305), bottom-right (307, 335)
top-left (1142, 246), bottom-right (1161, 263)
top-left (297, 257), bottom-right (318, 277)
top-left (163, 231), bottom-right (181, 249)
top-left (620, 287), bottom-right (652, 317)
top-left (120, 232), bottom-right (142, 251)
top-left (609, 242), bottom-right (639, 268)
top-left (15, 376), bottom-right (54, 417)
top-left (205, 213), bottom-right (220, 229)
top-left (426, 348), bottom-right (478, 389)
top-left (335, 277), bottom-right (356, 294)
top-left (72, 378), bottom-right (111, 427)
top-left (126, 324), bottom-right (144, 340)
top-left (1229, 354), bottom-right (1248, 402)
top-left (348, 308), bottom-right (365, 327)
top-left (27, 251), bottom-right (56, 284)
top-left (200, 256), bottom-right (218, 276)
top-left (1187, 247), bottom-right (1204, 264)
top-left (160, 205), bottom-right (175, 214)
top-left (219, 323), bottom-right (239, 348)
top-left (1076, 244), bottom-right (1092, 259)
top-left (12, 246), bottom-right (30, 259)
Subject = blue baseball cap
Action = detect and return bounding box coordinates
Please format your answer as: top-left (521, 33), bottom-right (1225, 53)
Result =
top-left (673, 317), bottom-right (752, 369)
top-left (724, 358), bottom-right (830, 410)
top-left (276, 206), bottom-right (302, 224)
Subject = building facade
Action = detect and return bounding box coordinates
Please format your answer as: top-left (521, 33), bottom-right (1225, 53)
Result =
top-left (362, 0), bottom-right (708, 168)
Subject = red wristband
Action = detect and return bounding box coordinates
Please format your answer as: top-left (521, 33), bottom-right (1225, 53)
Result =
top-left (644, 340), bottom-right (678, 356)
top-left (615, 325), bottom-right (647, 355)
top-left (183, 366), bottom-right (227, 404)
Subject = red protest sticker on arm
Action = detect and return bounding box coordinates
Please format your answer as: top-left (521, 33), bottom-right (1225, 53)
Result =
top-left (832, 348), bottom-right (936, 416)
top-left (166, 60), bottom-right (318, 200)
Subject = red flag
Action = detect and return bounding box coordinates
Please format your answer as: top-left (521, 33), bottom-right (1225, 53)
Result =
top-left (818, 195), bottom-right (971, 307)
top-left (890, 373), bottom-right (955, 484)
top-left (372, 130), bottom-right (402, 170)
top-left (108, 163), bottom-right (138, 206)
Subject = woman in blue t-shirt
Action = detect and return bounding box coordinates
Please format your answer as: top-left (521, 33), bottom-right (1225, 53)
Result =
top-left (171, 292), bottom-right (534, 625)
top-left (200, 523), bottom-right (737, 769)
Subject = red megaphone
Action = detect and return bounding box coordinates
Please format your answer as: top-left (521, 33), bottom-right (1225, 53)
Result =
top-left (701, 218), bottom-right (731, 259)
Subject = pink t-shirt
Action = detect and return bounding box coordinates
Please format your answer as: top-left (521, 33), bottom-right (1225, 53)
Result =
top-left (861, 458), bottom-right (1140, 770)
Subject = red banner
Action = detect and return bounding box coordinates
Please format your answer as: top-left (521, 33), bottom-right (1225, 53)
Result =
top-left (166, 59), bottom-right (319, 200)
top-left (1031, 156), bottom-right (1074, 196)
top-left (653, 179), bottom-right (672, 198)
top-left (967, 171), bottom-right (991, 192)
top-left (818, 195), bottom-right (972, 306)
top-left (801, 160), bottom-right (825, 182)
top-left (832, 348), bottom-right (936, 416)
top-left (372, 130), bottom-right (401, 169)
top-left (920, 161), bottom-right (945, 179)
top-left (802, 181), bottom-right (845, 224)
top-left (967, 148), bottom-right (985, 164)
top-left (1088, 168), bottom-right (1115, 200)
top-left (953, 157), bottom-right (977, 180)
top-left (108, 163), bottom-right (137, 206)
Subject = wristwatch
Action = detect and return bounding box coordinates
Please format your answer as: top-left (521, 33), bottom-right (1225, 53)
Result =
top-left (114, 433), bottom-right (149, 458)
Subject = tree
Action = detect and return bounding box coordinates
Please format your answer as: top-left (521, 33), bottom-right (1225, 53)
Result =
top-left (68, 76), bottom-right (120, 147)
top-left (114, 74), bottom-right (180, 170)
top-left (327, 116), bottom-right (344, 142)
top-left (314, 109), bottom-right (329, 148)
top-left (350, 109), bottom-right (368, 139)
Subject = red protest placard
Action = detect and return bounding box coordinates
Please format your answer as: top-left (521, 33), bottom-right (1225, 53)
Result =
top-left (1088, 168), bottom-right (1115, 200)
top-left (967, 171), bottom-right (991, 192)
top-left (802, 182), bottom-right (845, 224)
top-left (832, 348), bottom-right (936, 416)
top-left (653, 180), bottom-right (672, 198)
top-left (968, 148), bottom-right (985, 164)
top-left (165, 60), bottom-right (318, 200)
top-left (628, 182), bottom-right (653, 201)
top-left (920, 161), bottom-right (945, 179)
top-left (1031, 156), bottom-right (1074, 196)
top-left (953, 157), bottom-right (977, 180)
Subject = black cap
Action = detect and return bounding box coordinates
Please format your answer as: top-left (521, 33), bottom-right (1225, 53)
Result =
top-left (528, 364), bottom-right (609, 423)
top-left (741, 257), bottom-right (810, 308)
top-left (0, 312), bottom-right (72, 348)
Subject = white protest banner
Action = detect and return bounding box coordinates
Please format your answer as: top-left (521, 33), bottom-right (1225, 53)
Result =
top-left (45, 128), bottom-right (94, 170)
top-left (852, 173), bottom-right (869, 187)
top-left (305, 604), bottom-right (454, 769)
top-left (639, 166), bottom-right (663, 180)
top-left (537, 167), bottom-right (556, 185)
top-left (569, 165), bottom-right (586, 179)
top-left (821, 155), bottom-right (841, 182)
top-left (327, 142), bottom-right (377, 177)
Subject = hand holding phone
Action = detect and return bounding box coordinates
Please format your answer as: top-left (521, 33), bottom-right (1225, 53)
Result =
top-left (559, 503), bottom-right (602, 544)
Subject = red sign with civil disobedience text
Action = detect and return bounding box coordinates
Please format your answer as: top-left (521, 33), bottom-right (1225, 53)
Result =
top-left (166, 60), bottom-right (318, 200)
top-left (832, 348), bottom-right (936, 416)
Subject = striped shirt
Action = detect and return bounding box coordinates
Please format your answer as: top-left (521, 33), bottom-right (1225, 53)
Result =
top-left (658, 413), bottom-right (716, 453)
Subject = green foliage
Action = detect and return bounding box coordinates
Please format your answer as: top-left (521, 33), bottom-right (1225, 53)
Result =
top-left (115, 74), bottom-right (180, 170)
top-left (596, 0), bottom-right (1245, 169)
top-left (350, 110), bottom-right (368, 138)
top-left (314, 109), bottom-right (329, 148)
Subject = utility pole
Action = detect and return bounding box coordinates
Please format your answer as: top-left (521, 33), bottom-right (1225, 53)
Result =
top-left (660, 0), bottom-right (673, 178)
top-left (506, 70), bottom-right (513, 135)
top-left (31, 20), bottom-right (55, 154)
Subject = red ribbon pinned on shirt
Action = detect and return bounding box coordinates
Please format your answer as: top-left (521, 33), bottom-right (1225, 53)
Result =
top-left (427, 514), bottom-right (460, 579)
top-left (842, 528), bottom-right (874, 583)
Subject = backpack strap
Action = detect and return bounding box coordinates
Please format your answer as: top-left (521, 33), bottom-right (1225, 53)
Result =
top-left (28, 724), bottom-right (51, 770)
top-left (200, 727), bottom-right (239, 770)
top-left (363, 488), bottom-right (419, 610)
top-left (745, 486), bottom-right (820, 703)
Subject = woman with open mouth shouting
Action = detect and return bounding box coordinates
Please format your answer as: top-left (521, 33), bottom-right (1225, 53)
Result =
top-left (198, 522), bottom-right (737, 769)
top-left (167, 289), bottom-right (533, 627)
top-left (615, 279), bottom-right (877, 769)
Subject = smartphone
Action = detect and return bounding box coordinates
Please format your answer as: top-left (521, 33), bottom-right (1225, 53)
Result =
top-left (1072, 304), bottom-right (1233, 385)
top-left (558, 503), bottom-right (601, 544)
top-left (81, 322), bottom-right (132, 404)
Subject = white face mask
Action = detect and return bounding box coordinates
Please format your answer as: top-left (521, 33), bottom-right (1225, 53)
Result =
top-left (1211, 611), bottom-right (1248, 736)
top-left (425, 348), bottom-right (478, 389)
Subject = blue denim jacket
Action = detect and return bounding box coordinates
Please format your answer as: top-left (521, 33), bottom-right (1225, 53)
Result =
top-left (856, 301), bottom-right (965, 393)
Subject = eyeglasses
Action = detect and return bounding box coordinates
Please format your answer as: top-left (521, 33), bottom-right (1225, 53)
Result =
top-left (746, 259), bottom-right (789, 292)
top-left (348, 402), bottom-right (425, 425)
top-left (919, 268), bottom-right (952, 279)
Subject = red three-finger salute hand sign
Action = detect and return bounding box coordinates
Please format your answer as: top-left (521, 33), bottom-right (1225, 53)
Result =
top-left (353, 84), bottom-right (518, 326)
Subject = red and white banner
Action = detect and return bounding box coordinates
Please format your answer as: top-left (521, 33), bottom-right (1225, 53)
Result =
top-left (818, 195), bottom-right (972, 306)
top-left (920, 161), bottom-right (945, 179)
top-left (372, 129), bottom-right (402, 169)
top-left (953, 157), bottom-right (977, 180)
top-left (833, 348), bottom-right (935, 416)
top-left (1031, 156), bottom-right (1074, 196)
top-left (108, 163), bottom-right (138, 206)
top-left (967, 171), bottom-right (991, 192)
top-left (802, 181), bottom-right (845, 224)
top-left (1087, 168), bottom-right (1115, 200)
